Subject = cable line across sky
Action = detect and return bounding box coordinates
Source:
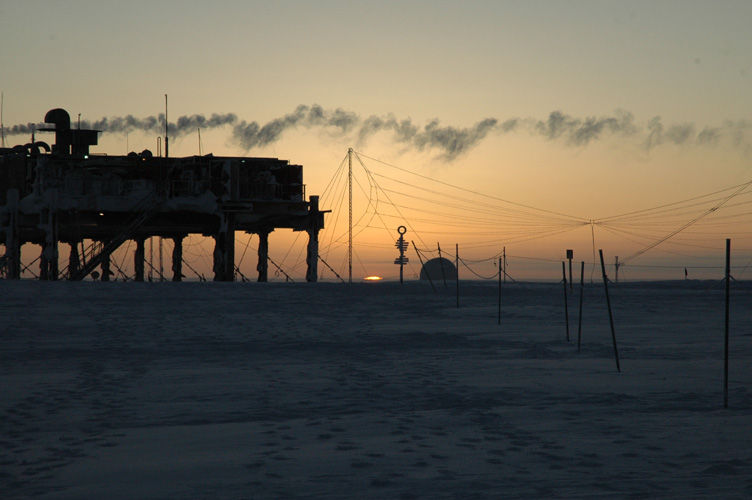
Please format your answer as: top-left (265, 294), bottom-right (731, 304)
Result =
top-left (312, 149), bottom-right (752, 281)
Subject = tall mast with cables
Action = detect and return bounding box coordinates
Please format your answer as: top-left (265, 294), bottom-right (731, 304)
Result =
top-left (348, 148), bottom-right (353, 283)
top-left (1, 92), bottom-right (5, 148)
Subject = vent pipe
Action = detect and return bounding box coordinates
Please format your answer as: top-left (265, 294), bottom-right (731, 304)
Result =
top-left (164, 94), bottom-right (169, 158)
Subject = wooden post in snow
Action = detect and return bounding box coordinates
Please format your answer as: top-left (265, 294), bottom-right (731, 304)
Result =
top-left (724, 238), bottom-right (731, 409)
top-left (577, 261), bottom-right (585, 353)
top-left (599, 249), bottom-right (621, 372)
top-left (498, 256), bottom-right (502, 326)
top-left (562, 261), bottom-right (570, 341)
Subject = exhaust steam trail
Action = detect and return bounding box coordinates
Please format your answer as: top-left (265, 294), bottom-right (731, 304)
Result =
top-left (4, 105), bottom-right (751, 160)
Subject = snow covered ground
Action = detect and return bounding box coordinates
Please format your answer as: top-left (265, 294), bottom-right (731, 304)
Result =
top-left (2, 278), bottom-right (751, 499)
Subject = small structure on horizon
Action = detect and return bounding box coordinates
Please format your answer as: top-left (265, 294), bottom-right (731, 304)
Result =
top-left (419, 257), bottom-right (457, 281)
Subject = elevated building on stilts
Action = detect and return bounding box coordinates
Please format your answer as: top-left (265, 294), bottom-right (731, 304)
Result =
top-left (0, 108), bottom-right (325, 282)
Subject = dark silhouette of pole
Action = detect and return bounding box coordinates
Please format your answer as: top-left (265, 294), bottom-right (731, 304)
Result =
top-left (396, 226), bottom-right (407, 285)
top-left (455, 243), bottom-right (459, 308)
top-left (599, 250), bottom-right (621, 372)
top-left (724, 238), bottom-right (731, 409)
top-left (562, 261), bottom-right (570, 341)
top-left (578, 261), bottom-right (584, 353)
top-left (348, 149), bottom-right (352, 283)
top-left (438, 242), bottom-right (447, 287)
top-left (498, 256), bottom-right (502, 326)
top-left (503, 247), bottom-right (506, 284)
top-left (164, 94), bottom-right (169, 158)
top-left (412, 241), bottom-right (435, 292)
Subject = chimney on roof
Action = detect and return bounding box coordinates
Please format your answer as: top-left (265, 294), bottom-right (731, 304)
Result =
top-left (43, 108), bottom-right (71, 155)
top-left (40, 108), bottom-right (99, 156)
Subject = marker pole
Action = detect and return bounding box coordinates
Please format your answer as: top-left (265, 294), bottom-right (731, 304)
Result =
top-left (599, 249), bottom-right (621, 372)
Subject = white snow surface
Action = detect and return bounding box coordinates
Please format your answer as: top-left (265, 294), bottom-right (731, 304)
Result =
top-left (2, 279), bottom-right (751, 499)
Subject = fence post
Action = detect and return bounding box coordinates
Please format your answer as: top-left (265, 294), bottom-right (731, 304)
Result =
top-left (599, 249), bottom-right (621, 372)
top-left (724, 238), bottom-right (731, 409)
top-left (562, 261), bottom-right (570, 341)
top-left (498, 256), bottom-right (502, 325)
top-left (578, 261), bottom-right (584, 353)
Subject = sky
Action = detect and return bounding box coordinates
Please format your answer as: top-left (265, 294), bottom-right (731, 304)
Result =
top-left (2, 0), bottom-right (752, 281)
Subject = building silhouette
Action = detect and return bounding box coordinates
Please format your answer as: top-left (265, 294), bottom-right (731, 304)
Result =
top-left (0, 108), bottom-right (325, 281)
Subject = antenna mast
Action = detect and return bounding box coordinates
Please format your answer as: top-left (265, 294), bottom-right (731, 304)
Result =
top-left (1, 92), bottom-right (5, 148)
top-left (164, 94), bottom-right (169, 158)
top-left (348, 148), bottom-right (353, 283)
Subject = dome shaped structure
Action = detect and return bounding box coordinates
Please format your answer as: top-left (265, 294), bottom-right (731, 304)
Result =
top-left (419, 257), bottom-right (457, 281)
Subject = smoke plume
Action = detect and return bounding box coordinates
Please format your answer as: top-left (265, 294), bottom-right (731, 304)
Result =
top-left (4, 123), bottom-right (40, 135)
top-left (532, 109), bottom-right (638, 146)
top-left (232, 105), bottom-right (359, 150)
top-left (4, 105), bottom-right (751, 160)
